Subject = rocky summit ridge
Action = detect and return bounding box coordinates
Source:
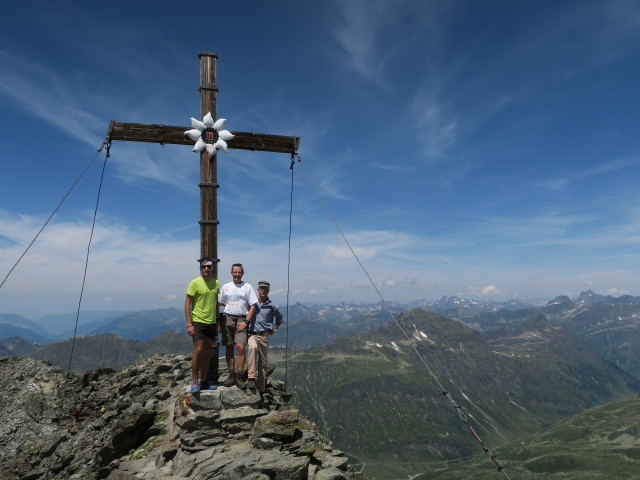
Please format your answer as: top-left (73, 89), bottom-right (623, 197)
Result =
top-left (0, 354), bottom-right (366, 480)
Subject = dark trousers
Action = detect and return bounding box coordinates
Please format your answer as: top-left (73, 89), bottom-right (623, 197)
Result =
top-left (205, 343), bottom-right (219, 383)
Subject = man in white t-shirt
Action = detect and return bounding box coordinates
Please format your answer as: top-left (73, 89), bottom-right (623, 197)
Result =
top-left (219, 263), bottom-right (258, 388)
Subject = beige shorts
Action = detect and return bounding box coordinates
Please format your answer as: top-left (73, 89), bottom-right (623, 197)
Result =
top-left (221, 313), bottom-right (248, 346)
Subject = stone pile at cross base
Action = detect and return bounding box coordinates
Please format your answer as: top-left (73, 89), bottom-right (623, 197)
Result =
top-left (0, 354), bottom-right (368, 480)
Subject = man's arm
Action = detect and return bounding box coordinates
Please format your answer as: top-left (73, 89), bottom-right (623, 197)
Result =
top-left (246, 303), bottom-right (257, 321)
top-left (238, 303), bottom-right (257, 331)
top-left (215, 299), bottom-right (220, 333)
top-left (184, 294), bottom-right (195, 336)
top-left (272, 305), bottom-right (284, 333)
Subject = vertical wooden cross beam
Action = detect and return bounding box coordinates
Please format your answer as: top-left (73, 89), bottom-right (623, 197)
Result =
top-left (107, 51), bottom-right (300, 278)
top-left (198, 53), bottom-right (219, 276)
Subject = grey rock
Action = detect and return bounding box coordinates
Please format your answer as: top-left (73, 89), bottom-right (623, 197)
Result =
top-left (251, 436), bottom-right (282, 450)
top-left (0, 354), bottom-right (368, 480)
top-left (312, 449), bottom-right (349, 469)
top-left (220, 385), bottom-right (261, 408)
top-left (189, 388), bottom-right (222, 411)
top-left (180, 428), bottom-right (226, 446)
top-left (189, 442), bottom-right (309, 480)
top-left (287, 429), bottom-right (321, 454)
top-left (155, 389), bottom-right (171, 400)
top-left (220, 405), bottom-right (267, 422)
top-left (314, 466), bottom-right (348, 480)
top-left (253, 409), bottom-right (299, 441)
top-left (222, 420), bottom-right (256, 435)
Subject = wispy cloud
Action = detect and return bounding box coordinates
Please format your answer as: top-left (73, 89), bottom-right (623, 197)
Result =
top-left (109, 144), bottom-right (197, 192)
top-left (332, 0), bottom-right (395, 84)
top-left (476, 212), bottom-right (591, 238)
top-left (331, 0), bottom-right (449, 86)
top-left (0, 49), bottom-right (105, 146)
top-left (535, 155), bottom-right (640, 192)
top-left (0, 48), bottom-right (220, 194)
top-left (464, 205), bottom-right (640, 259)
top-left (581, 1), bottom-right (640, 68)
top-left (411, 96), bottom-right (458, 160)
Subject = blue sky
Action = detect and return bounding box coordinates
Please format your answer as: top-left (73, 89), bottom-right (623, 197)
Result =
top-left (1, 0), bottom-right (640, 319)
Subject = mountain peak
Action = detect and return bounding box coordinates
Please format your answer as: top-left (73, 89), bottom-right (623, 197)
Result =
top-left (0, 354), bottom-right (366, 480)
top-left (576, 290), bottom-right (607, 305)
top-left (546, 295), bottom-right (572, 306)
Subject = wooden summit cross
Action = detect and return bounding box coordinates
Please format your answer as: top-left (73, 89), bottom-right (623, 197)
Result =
top-left (107, 51), bottom-right (300, 278)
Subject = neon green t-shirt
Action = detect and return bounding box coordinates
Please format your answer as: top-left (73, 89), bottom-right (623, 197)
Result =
top-left (186, 276), bottom-right (220, 324)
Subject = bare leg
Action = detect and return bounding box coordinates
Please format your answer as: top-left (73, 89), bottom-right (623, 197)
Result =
top-left (236, 343), bottom-right (246, 373)
top-left (226, 347), bottom-right (236, 372)
top-left (193, 338), bottom-right (213, 382)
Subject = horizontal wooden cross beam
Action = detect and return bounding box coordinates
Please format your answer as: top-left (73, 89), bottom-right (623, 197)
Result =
top-left (107, 120), bottom-right (300, 155)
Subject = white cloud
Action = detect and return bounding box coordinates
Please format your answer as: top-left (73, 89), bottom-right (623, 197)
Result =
top-left (4, 204), bottom-right (640, 319)
top-left (604, 287), bottom-right (631, 296)
top-left (468, 285), bottom-right (502, 297)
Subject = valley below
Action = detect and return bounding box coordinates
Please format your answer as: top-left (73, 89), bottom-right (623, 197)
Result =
top-left (2, 290), bottom-right (640, 479)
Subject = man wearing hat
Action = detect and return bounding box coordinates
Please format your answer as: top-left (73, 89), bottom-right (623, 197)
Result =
top-left (246, 280), bottom-right (283, 393)
top-left (185, 257), bottom-right (220, 393)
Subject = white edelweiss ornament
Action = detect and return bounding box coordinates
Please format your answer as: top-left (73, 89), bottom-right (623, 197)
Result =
top-left (185, 112), bottom-right (235, 156)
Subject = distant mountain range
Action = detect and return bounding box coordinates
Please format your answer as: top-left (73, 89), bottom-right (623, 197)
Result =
top-left (268, 308), bottom-right (640, 472)
top-left (29, 330), bottom-right (192, 371)
top-left (3, 295), bottom-right (640, 479)
top-left (0, 302), bottom-right (407, 348)
top-left (0, 321), bottom-right (50, 345)
top-left (445, 290), bottom-right (640, 378)
top-left (3, 290), bottom-right (640, 378)
top-left (0, 336), bottom-right (40, 357)
top-left (4, 291), bottom-right (640, 380)
top-left (0, 310), bottom-right (133, 342)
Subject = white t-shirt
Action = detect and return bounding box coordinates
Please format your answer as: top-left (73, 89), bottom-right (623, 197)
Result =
top-left (219, 281), bottom-right (258, 316)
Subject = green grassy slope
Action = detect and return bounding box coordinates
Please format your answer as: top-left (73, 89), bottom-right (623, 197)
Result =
top-left (432, 394), bottom-right (640, 479)
top-left (270, 309), bottom-right (640, 479)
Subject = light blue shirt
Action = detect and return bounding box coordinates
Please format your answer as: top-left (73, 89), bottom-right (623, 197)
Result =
top-left (249, 298), bottom-right (283, 332)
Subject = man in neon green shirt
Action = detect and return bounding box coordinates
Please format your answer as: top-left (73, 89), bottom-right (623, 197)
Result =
top-left (185, 258), bottom-right (220, 392)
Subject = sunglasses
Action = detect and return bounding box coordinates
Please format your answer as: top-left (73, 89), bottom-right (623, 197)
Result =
top-left (201, 265), bottom-right (213, 269)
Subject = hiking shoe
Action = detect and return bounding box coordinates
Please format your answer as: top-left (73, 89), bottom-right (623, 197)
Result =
top-left (190, 381), bottom-right (200, 393)
top-left (223, 372), bottom-right (236, 387)
top-left (246, 378), bottom-right (256, 390)
top-left (200, 381), bottom-right (217, 390)
top-left (236, 377), bottom-right (247, 389)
